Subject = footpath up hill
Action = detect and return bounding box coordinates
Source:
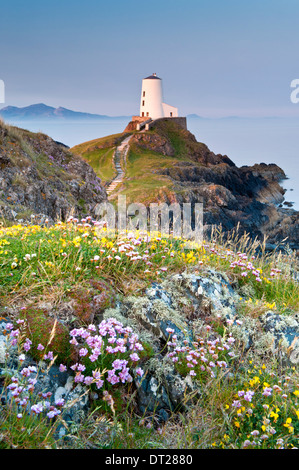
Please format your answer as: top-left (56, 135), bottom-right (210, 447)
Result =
top-left (72, 119), bottom-right (299, 251)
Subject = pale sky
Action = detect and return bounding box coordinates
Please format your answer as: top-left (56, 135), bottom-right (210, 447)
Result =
top-left (1, 0), bottom-right (299, 117)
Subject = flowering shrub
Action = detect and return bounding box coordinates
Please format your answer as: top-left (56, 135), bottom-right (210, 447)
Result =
top-left (0, 321), bottom-right (67, 448)
top-left (221, 363), bottom-right (299, 449)
top-left (166, 324), bottom-right (237, 383)
top-left (1, 316), bottom-right (145, 447)
top-left (0, 218), bottom-right (298, 449)
top-left (68, 317), bottom-right (144, 395)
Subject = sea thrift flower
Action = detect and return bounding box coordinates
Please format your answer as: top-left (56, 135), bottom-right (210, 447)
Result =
top-left (244, 390), bottom-right (255, 402)
top-left (130, 353), bottom-right (139, 362)
top-left (23, 338), bottom-right (32, 352)
top-left (43, 351), bottom-right (54, 361)
top-left (262, 387), bottom-right (272, 397)
top-left (79, 348), bottom-right (88, 357)
top-left (47, 409), bottom-right (61, 419)
top-left (135, 367), bottom-right (144, 377)
top-left (31, 403), bottom-right (44, 414)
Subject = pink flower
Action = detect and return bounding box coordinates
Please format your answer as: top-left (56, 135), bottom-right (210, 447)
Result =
top-left (47, 409), bottom-right (61, 419)
top-left (244, 390), bottom-right (255, 402)
top-left (55, 399), bottom-right (65, 407)
top-left (135, 367), bottom-right (144, 377)
top-left (79, 348), bottom-right (88, 357)
top-left (262, 387), bottom-right (272, 397)
top-left (130, 353), bottom-right (139, 362)
top-left (31, 403), bottom-right (44, 414)
top-left (95, 379), bottom-right (104, 389)
top-left (84, 376), bottom-right (93, 386)
top-left (74, 373), bottom-right (85, 383)
top-left (43, 351), bottom-right (54, 361)
top-left (23, 338), bottom-right (32, 352)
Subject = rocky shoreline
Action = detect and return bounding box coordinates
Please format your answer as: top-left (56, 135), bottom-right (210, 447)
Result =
top-left (128, 120), bottom-right (299, 252)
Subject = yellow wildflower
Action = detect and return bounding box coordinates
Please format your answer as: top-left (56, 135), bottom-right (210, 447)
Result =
top-left (270, 411), bottom-right (279, 422)
top-left (283, 418), bottom-right (293, 433)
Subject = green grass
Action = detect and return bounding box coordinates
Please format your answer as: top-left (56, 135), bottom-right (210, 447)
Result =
top-left (70, 122), bottom-right (205, 203)
top-left (71, 132), bottom-right (135, 184)
top-left (147, 119), bottom-right (209, 160)
top-left (114, 143), bottom-right (188, 204)
top-left (71, 132), bottom-right (127, 155)
top-left (0, 205), bottom-right (298, 450)
top-left (81, 147), bottom-right (116, 182)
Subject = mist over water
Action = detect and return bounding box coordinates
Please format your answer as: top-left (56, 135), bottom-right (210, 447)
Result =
top-left (7, 116), bottom-right (299, 210)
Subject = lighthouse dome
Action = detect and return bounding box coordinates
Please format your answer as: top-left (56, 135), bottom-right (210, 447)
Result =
top-left (144, 73), bottom-right (161, 80)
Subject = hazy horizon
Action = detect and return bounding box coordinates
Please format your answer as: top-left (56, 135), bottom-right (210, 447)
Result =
top-left (2, 102), bottom-right (299, 120)
top-left (1, 0), bottom-right (299, 119)
top-left (3, 115), bottom-right (297, 210)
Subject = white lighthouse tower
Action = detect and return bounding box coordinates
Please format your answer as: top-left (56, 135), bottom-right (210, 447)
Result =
top-left (139, 73), bottom-right (178, 120)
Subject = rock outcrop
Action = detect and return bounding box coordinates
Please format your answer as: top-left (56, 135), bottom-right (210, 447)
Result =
top-left (1, 268), bottom-right (298, 425)
top-left (0, 121), bottom-right (107, 222)
top-left (128, 120), bottom-right (299, 251)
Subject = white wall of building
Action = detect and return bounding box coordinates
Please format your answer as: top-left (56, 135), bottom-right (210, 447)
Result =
top-left (139, 74), bottom-right (178, 120)
top-left (162, 102), bottom-right (178, 117)
top-left (140, 75), bottom-right (163, 120)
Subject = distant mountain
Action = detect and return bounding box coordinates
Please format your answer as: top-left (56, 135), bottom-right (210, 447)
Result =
top-left (0, 103), bottom-right (131, 121)
top-left (186, 114), bottom-right (204, 119)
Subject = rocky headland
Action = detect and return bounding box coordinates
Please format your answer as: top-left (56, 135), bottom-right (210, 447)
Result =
top-left (0, 121), bottom-right (107, 223)
top-left (123, 119), bottom-right (299, 251)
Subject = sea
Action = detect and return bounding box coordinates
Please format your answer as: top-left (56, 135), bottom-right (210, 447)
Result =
top-left (6, 116), bottom-right (299, 210)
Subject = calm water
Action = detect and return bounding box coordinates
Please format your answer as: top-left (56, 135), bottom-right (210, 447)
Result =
top-left (8, 116), bottom-right (299, 210)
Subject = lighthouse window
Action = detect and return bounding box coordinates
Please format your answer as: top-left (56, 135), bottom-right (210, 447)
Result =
top-left (146, 112), bottom-right (149, 117)
top-left (143, 91), bottom-right (145, 97)
top-left (142, 100), bottom-right (145, 106)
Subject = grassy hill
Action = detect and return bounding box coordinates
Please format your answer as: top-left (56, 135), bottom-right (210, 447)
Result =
top-left (71, 132), bottom-right (131, 184)
top-left (71, 120), bottom-right (232, 204)
top-left (71, 119), bottom-right (299, 252)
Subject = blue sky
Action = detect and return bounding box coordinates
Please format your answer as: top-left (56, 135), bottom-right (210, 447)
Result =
top-left (1, 0), bottom-right (299, 117)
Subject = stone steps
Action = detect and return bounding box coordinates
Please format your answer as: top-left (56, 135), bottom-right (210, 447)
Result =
top-left (106, 135), bottom-right (132, 197)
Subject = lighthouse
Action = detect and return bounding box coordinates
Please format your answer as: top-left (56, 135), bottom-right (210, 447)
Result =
top-left (139, 73), bottom-right (178, 120)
